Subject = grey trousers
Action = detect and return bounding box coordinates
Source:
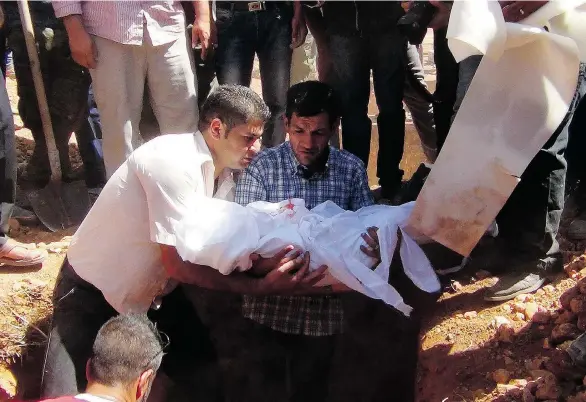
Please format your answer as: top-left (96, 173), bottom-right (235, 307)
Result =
top-left (0, 72), bottom-right (16, 243)
top-left (403, 43), bottom-right (437, 162)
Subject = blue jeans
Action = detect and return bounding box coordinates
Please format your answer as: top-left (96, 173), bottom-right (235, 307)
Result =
top-left (327, 32), bottom-right (406, 191)
top-left (455, 56), bottom-right (586, 266)
top-left (215, 5), bottom-right (292, 148)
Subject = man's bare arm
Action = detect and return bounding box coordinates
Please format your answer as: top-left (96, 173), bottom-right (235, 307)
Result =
top-left (160, 244), bottom-right (326, 295)
top-left (61, 15), bottom-right (97, 68)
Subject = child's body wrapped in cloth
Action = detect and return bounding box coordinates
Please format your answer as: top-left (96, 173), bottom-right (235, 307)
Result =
top-left (175, 198), bottom-right (440, 316)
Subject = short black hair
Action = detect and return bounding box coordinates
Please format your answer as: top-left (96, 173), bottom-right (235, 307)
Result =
top-left (286, 81), bottom-right (341, 127)
top-left (199, 84), bottom-right (270, 132)
top-left (88, 314), bottom-right (164, 387)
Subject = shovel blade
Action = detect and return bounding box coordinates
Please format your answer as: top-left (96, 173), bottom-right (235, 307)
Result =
top-left (27, 180), bottom-right (91, 232)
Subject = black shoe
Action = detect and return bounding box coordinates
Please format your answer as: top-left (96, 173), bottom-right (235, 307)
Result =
top-left (483, 257), bottom-right (561, 302)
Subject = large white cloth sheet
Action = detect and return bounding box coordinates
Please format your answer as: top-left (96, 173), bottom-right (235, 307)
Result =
top-left (175, 198), bottom-right (440, 316)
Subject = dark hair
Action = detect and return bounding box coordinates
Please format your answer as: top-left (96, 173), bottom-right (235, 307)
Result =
top-left (198, 84), bottom-right (270, 132)
top-left (88, 314), bottom-right (165, 387)
top-left (286, 81), bottom-right (341, 127)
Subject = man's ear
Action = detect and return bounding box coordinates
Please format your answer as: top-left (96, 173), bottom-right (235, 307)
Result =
top-left (136, 369), bottom-right (155, 401)
top-left (209, 118), bottom-right (225, 140)
top-left (284, 116), bottom-right (290, 131)
top-left (86, 359), bottom-right (92, 382)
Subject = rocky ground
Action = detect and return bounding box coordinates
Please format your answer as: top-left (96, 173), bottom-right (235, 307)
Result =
top-left (2, 35), bottom-right (586, 402)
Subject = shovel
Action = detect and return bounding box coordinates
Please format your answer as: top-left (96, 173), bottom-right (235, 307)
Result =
top-left (18, 0), bottom-right (90, 231)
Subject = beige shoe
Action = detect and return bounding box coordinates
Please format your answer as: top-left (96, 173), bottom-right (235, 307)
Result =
top-left (0, 238), bottom-right (47, 267)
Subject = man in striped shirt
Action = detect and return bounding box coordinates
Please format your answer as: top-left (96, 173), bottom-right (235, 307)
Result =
top-left (52, 1), bottom-right (212, 177)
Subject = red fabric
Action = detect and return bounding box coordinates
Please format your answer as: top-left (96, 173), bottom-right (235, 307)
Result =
top-left (35, 397), bottom-right (79, 402)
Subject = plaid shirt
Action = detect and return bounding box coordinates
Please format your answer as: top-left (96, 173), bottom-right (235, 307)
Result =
top-left (235, 142), bottom-right (374, 336)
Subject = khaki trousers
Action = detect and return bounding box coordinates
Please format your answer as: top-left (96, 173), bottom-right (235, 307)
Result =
top-left (90, 31), bottom-right (198, 177)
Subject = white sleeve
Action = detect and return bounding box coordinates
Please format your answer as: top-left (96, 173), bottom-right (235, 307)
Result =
top-left (129, 150), bottom-right (200, 247)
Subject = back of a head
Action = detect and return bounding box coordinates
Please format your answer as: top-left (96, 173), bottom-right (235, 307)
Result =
top-left (286, 81), bottom-right (341, 126)
top-left (88, 314), bottom-right (164, 387)
top-left (199, 84), bottom-right (270, 132)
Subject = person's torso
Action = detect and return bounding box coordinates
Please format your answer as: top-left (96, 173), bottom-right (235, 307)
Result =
top-left (321, 1), bottom-right (405, 36)
top-left (249, 144), bottom-right (361, 210)
top-left (79, 1), bottom-right (185, 45)
top-left (67, 133), bottom-right (227, 313)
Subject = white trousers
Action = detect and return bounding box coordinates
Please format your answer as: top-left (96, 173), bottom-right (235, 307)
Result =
top-left (90, 31), bottom-right (198, 177)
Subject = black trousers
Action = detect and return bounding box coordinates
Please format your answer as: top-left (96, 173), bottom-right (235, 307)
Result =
top-left (41, 260), bottom-right (218, 400)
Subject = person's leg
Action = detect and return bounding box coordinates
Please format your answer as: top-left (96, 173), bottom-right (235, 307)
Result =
top-left (146, 29), bottom-right (198, 137)
top-left (0, 72), bottom-right (16, 236)
top-left (257, 5), bottom-right (293, 148)
top-left (149, 287), bottom-right (222, 402)
top-left (90, 36), bottom-right (147, 178)
top-left (193, 47), bottom-right (217, 109)
top-left (452, 55), bottom-right (482, 121)
top-left (305, 7), bottom-right (332, 83)
top-left (484, 70), bottom-right (585, 301)
top-left (214, 8), bottom-right (257, 87)
top-left (6, 27), bottom-right (52, 181)
top-left (432, 27), bottom-right (459, 151)
top-left (47, 29), bottom-right (92, 180)
top-left (74, 86), bottom-right (106, 190)
top-left (371, 33), bottom-right (407, 197)
top-left (41, 260), bottom-right (117, 397)
top-left (403, 42), bottom-right (436, 162)
top-left (327, 34), bottom-right (371, 165)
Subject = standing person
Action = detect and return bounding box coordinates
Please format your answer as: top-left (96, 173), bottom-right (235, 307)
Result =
top-left (3, 1), bottom-right (90, 184)
top-left (213, 0), bottom-right (307, 148)
top-left (0, 68), bottom-right (47, 267)
top-left (53, 1), bottom-right (210, 177)
top-left (431, 0), bottom-right (585, 300)
top-left (321, 1), bottom-right (407, 201)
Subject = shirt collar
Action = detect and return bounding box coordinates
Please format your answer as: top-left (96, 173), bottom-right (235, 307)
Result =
top-left (285, 142), bottom-right (333, 180)
top-left (193, 131), bottom-right (235, 199)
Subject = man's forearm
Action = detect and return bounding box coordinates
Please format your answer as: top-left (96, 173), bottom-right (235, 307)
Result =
top-left (193, 0), bottom-right (211, 22)
top-left (61, 14), bottom-right (87, 37)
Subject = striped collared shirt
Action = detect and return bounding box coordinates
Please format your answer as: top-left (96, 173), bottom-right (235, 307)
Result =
top-left (52, 1), bottom-right (186, 46)
top-left (235, 141), bottom-right (374, 336)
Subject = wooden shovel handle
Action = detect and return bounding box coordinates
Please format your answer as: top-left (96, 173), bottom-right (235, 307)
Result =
top-left (17, 0), bottom-right (61, 181)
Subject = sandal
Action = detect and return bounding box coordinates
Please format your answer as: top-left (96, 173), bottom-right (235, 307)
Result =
top-left (0, 238), bottom-right (47, 267)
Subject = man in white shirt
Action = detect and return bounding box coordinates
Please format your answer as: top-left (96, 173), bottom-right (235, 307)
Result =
top-left (41, 85), bottom-right (325, 398)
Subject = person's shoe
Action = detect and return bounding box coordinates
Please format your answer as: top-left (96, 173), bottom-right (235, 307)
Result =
top-left (484, 271), bottom-right (548, 301)
top-left (0, 238), bottom-right (47, 267)
top-left (10, 205), bottom-right (39, 226)
top-left (567, 211), bottom-right (586, 240)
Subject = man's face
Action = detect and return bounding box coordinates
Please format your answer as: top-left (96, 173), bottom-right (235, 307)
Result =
top-left (214, 120), bottom-right (263, 170)
top-left (286, 112), bottom-right (333, 166)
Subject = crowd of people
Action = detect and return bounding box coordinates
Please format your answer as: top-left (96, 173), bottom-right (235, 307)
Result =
top-left (0, 0), bottom-right (586, 401)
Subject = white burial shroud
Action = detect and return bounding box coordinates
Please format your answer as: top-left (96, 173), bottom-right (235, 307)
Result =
top-left (407, 0), bottom-right (586, 256)
top-left (175, 198), bottom-right (441, 316)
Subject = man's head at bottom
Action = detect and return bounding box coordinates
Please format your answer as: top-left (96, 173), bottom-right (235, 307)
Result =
top-left (85, 314), bottom-right (165, 402)
top-left (286, 81), bottom-right (341, 168)
top-left (199, 85), bottom-right (270, 171)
